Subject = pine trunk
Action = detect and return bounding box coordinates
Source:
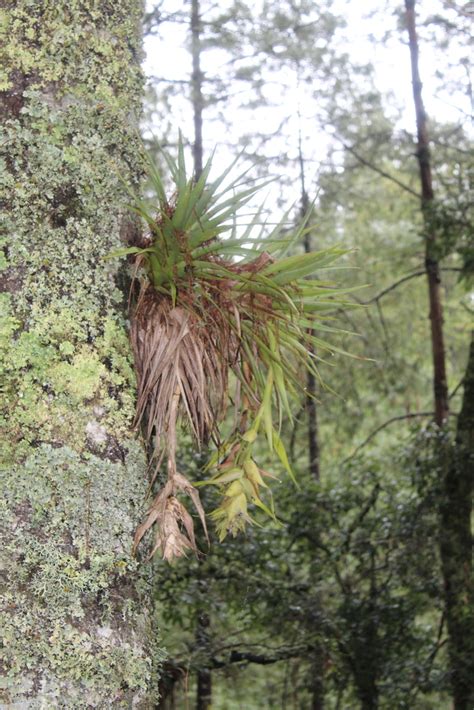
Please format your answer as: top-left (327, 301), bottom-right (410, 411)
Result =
top-left (405, 3), bottom-right (473, 707)
top-left (196, 669), bottom-right (212, 710)
top-left (190, 11), bottom-right (212, 706)
top-left (405, 0), bottom-right (449, 426)
top-left (0, 1), bottom-right (161, 705)
top-left (195, 612), bottom-right (212, 710)
top-left (191, 0), bottom-right (204, 179)
top-left (299, 147), bottom-right (324, 709)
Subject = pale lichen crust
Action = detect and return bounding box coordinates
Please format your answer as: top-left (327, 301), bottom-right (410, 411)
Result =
top-left (0, 1), bottom-right (163, 705)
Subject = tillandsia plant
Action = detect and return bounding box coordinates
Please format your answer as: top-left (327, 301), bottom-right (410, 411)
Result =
top-left (109, 141), bottom-right (356, 561)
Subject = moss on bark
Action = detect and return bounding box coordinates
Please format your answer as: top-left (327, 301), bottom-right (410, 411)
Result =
top-left (0, 1), bottom-right (163, 706)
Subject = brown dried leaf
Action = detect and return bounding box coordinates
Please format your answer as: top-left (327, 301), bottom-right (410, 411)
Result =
top-left (174, 471), bottom-right (209, 546)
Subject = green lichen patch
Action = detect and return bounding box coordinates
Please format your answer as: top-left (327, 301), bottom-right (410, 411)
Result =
top-left (0, 1), bottom-right (143, 104)
top-left (1, 305), bottom-right (138, 463)
top-left (1, 0), bottom-right (163, 704)
top-left (50, 349), bottom-right (106, 401)
top-left (1, 445), bottom-right (162, 707)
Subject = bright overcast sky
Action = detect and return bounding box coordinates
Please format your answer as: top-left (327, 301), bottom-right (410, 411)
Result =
top-left (144, 1), bottom-right (471, 123)
top-left (142, 0), bottom-right (472, 207)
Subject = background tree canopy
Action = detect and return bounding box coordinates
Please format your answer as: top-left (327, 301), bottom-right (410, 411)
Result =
top-left (142, 1), bottom-right (473, 708)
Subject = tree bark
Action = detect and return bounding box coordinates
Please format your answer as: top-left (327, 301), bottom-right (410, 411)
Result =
top-left (298, 126), bottom-right (321, 482)
top-left (196, 612), bottom-right (212, 710)
top-left (405, 0), bottom-right (449, 427)
top-left (439, 333), bottom-right (474, 709)
top-left (189, 13), bottom-right (212, 705)
top-left (0, 1), bottom-right (160, 705)
top-left (191, 0), bottom-right (204, 179)
top-left (405, 4), bottom-right (472, 708)
top-left (351, 563), bottom-right (379, 710)
top-left (303, 227), bottom-right (321, 482)
top-left (298, 130), bottom-right (324, 710)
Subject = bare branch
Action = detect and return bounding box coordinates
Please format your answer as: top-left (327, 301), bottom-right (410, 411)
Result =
top-left (449, 378), bottom-right (464, 400)
top-left (149, 76), bottom-right (190, 85)
top-left (342, 483), bottom-right (381, 553)
top-left (361, 267), bottom-right (463, 305)
top-left (163, 644), bottom-right (312, 677)
top-left (340, 140), bottom-right (421, 199)
top-left (364, 270), bottom-right (425, 304)
top-left (343, 412), bottom-right (435, 462)
top-left (211, 645), bottom-right (311, 669)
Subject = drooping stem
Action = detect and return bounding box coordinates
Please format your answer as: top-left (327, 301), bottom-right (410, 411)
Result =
top-left (166, 384), bottom-right (182, 480)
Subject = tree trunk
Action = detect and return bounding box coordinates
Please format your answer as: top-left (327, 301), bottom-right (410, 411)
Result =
top-left (299, 160), bottom-right (321, 481)
top-left (196, 613), bottom-right (212, 710)
top-left (352, 563), bottom-right (379, 710)
top-left (298, 132), bottom-right (324, 710)
top-left (191, 0), bottom-right (204, 179)
top-left (405, 4), bottom-right (472, 707)
top-left (189, 14), bottom-right (212, 706)
top-left (303, 239), bottom-right (321, 483)
top-left (439, 333), bottom-right (474, 709)
top-left (310, 661), bottom-right (325, 710)
top-left (0, 1), bottom-right (160, 705)
top-left (405, 0), bottom-right (449, 427)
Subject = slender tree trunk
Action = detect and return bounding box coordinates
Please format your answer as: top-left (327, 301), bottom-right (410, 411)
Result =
top-left (405, 0), bottom-right (449, 426)
top-left (302, 202), bottom-right (321, 481)
top-left (156, 661), bottom-right (184, 708)
top-left (439, 333), bottom-right (474, 709)
top-left (298, 126), bottom-right (321, 482)
top-left (310, 664), bottom-right (325, 710)
top-left (0, 1), bottom-right (159, 705)
top-left (190, 14), bottom-right (212, 704)
top-left (196, 612), bottom-right (212, 710)
top-left (352, 559), bottom-right (379, 710)
top-left (405, 4), bottom-right (472, 707)
top-left (298, 131), bottom-right (324, 710)
top-left (191, 0), bottom-right (204, 179)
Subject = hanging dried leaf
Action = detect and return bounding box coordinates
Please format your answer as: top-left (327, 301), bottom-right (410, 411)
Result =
top-left (107, 138), bottom-right (356, 560)
top-left (132, 469), bottom-right (209, 560)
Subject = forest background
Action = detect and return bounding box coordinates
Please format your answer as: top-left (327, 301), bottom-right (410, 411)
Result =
top-left (0, 0), bottom-right (472, 709)
top-left (142, 1), bottom-right (473, 708)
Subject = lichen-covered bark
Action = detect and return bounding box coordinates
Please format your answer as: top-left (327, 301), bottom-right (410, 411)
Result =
top-left (0, 1), bottom-right (163, 706)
